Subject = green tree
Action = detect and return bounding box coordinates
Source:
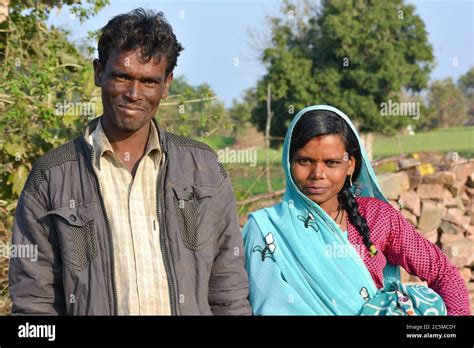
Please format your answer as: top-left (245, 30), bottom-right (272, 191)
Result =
top-left (421, 78), bottom-right (469, 130)
top-left (458, 67), bottom-right (474, 126)
top-left (158, 76), bottom-right (231, 137)
top-left (422, 78), bottom-right (469, 129)
top-left (458, 67), bottom-right (474, 97)
top-left (0, 0), bottom-right (108, 201)
top-left (251, 0), bottom-right (434, 142)
top-left (229, 87), bottom-right (257, 129)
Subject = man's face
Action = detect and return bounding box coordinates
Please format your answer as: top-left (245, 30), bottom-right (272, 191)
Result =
top-left (93, 49), bottom-right (173, 132)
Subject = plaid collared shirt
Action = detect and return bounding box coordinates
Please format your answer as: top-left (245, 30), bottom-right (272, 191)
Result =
top-left (87, 119), bottom-right (171, 315)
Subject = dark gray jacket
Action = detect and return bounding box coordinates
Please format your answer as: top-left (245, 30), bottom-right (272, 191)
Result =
top-left (9, 117), bottom-right (251, 315)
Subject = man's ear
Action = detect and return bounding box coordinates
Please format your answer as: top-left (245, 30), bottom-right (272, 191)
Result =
top-left (93, 59), bottom-right (104, 87)
top-left (162, 72), bottom-right (174, 99)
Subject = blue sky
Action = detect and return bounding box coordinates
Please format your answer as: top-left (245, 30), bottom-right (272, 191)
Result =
top-left (48, 0), bottom-right (474, 107)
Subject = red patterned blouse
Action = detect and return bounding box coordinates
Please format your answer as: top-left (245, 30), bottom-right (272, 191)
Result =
top-left (347, 196), bottom-right (471, 315)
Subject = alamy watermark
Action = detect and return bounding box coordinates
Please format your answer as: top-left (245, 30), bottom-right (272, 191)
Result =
top-left (54, 100), bottom-right (96, 117)
top-left (380, 99), bottom-right (420, 120)
top-left (1, 241), bottom-right (38, 262)
top-left (324, 242), bottom-right (364, 259)
top-left (18, 322), bottom-right (55, 341)
top-left (217, 147), bottom-right (257, 167)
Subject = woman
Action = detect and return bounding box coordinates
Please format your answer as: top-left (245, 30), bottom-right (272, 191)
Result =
top-left (242, 105), bottom-right (471, 315)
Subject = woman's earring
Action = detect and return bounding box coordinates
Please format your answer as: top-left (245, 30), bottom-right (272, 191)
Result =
top-left (349, 174), bottom-right (353, 187)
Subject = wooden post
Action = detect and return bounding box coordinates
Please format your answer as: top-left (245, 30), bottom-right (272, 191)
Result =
top-left (265, 83), bottom-right (274, 193)
top-left (396, 132), bottom-right (404, 156)
top-left (0, 0), bottom-right (9, 22)
top-left (360, 132), bottom-right (374, 162)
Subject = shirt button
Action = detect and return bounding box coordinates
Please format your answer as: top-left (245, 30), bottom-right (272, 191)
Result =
top-left (70, 215), bottom-right (77, 222)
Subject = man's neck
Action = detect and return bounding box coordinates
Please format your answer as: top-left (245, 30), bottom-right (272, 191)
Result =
top-left (101, 116), bottom-right (151, 157)
top-left (100, 116), bottom-right (152, 178)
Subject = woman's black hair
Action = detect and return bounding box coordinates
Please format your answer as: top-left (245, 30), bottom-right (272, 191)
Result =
top-left (98, 8), bottom-right (184, 77)
top-left (290, 109), bottom-right (375, 253)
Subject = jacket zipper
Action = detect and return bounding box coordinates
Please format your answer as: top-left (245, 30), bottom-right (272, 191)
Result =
top-left (157, 154), bottom-right (178, 315)
top-left (89, 145), bottom-right (119, 315)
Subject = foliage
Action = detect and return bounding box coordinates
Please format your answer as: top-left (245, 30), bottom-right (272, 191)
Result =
top-left (421, 78), bottom-right (469, 130)
top-left (158, 75), bottom-right (232, 137)
top-left (195, 135), bottom-right (235, 150)
top-left (250, 0), bottom-right (434, 140)
top-left (9, 0), bottom-right (109, 23)
top-left (0, 2), bottom-right (107, 202)
top-left (458, 67), bottom-right (474, 97)
top-left (229, 88), bottom-right (258, 129)
top-left (458, 67), bottom-right (474, 126)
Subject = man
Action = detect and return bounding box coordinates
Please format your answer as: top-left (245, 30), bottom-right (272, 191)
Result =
top-left (9, 8), bottom-right (251, 315)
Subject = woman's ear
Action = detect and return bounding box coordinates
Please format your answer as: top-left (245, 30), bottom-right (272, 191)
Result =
top-left (348, 155), bottom-right (356, 176)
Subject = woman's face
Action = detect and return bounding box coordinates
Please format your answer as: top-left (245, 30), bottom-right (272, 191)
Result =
top-left (291, 134), bottom-right (356, 211)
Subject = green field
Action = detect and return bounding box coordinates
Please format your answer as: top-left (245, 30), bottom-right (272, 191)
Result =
top-left (372, 126), bottom-right (474, 159)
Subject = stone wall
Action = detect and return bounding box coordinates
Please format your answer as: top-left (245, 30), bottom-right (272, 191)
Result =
top-left (376, 157), bottom-right (474, 314)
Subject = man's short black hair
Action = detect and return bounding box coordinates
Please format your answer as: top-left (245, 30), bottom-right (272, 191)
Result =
top-left (98, 8), bottom-right (184, 76)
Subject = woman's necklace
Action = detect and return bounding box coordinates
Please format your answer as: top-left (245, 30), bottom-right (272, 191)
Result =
top-left (333, 204), bottom-right (344, 228)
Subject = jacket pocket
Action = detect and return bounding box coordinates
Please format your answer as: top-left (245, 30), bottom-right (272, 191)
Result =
top-left (45, 203), bottom-right (98, 271)
top-left (172, 184), bottom-right (217, 251)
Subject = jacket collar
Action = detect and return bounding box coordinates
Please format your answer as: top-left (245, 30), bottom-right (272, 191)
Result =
top-left (80, 116), bottom-right (169, 165)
